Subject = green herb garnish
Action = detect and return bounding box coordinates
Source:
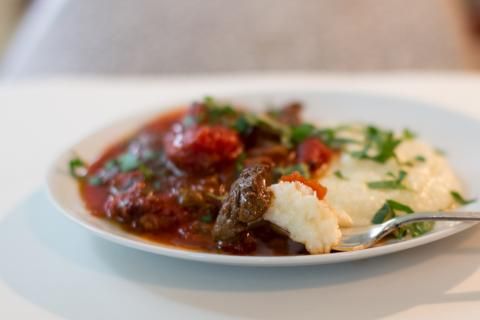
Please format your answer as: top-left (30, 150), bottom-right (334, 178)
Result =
top-left (233, 116), bottom-right (252, 134)
top-left (203, 97), bottom-right (361, 150)
top-left (367, 170), bottom-right (408, 190)
top-left (117, 153), bottom-right (140, 172)
top-left (372, 199), bottom-right (414, 224)
top-left (235, 152), bottom-right (247, 173)
top-left (402, 128), bottom-right (416, 140)
top-left (203, 97), bottom-right (292, 147)
top-left (101, 149), bottom-right (157, 178)
top-left (315, 128), bottom-right (359, 149)
top-left (88, 176), bottom-right (103, 186)
top-left (400, 160), bottom-right (414, 167)
top-left (204, 96), bottom-right (236, 114)
top-left (138, 164), bottom-right (154, 180)
top-left (290, 123), bottom-right (316, 145)
top-left (69, 157), bottom-right (87, 178)
top-left (351, 126), bottom-right (402, 164)
top-left (255, 114), bottom-right (292, 147)
top-left (372, 199), bottom-right (433, 238)
top-left (450, 191), bottom-right (476, 205)
top-left (104, 160), bottom-right (117, 170)
top-left (415, 155), bottom-right (426, 162)
top-left (397, 155), bottom-right (425, 167)
top-left (396, 221), bottom-right (434, 238)
top-left (203, 96), bottom-right (238, 125)
top-left (200, 214), bottom-right (214, 223)
top-left (370, 131), bottom-right (402, 163)
top-left (334, 170), bottom-right (348, 180)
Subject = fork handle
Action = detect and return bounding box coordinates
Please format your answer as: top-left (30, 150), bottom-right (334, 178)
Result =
top-left (392, 211), bottom-right (480, 228)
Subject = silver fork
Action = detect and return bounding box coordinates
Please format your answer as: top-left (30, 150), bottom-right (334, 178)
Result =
top-left (332, 211), bottom-right (480, 252)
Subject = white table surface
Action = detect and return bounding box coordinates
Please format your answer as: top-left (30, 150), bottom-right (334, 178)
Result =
top-left (1, 73), bottom-right (480, 320)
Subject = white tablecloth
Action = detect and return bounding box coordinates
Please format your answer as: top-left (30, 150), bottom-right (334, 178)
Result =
top-left (1, 73), bottom-right (480, 319)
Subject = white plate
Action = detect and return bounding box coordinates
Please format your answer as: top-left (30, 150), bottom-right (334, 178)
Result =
top-left (46, 91), bottom-right (480, 267)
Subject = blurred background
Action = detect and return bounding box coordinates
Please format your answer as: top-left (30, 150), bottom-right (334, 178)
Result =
top-left (1, 0), bottom-right (480, 79)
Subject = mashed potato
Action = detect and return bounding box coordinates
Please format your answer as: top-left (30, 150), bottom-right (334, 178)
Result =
top-left (264, 181), bottom-right (341, 253)
top-left (321, 138), bottom-right (463, 226)
top-left (264, 125), bottom-right (463, 253)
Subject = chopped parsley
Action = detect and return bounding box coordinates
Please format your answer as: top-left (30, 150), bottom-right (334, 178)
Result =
top-left (203, 97), bottom-right (353, 149)
top-left (415, 155), bottom-right (426, 162)
top-left (202, 97), bottom-right (291, 146)
top-left (87, 149), bottom-right (157, 184)
top-left (290, 123), bottom-right (316, 145)
top-left (138, 163), bottom-right (154, 180)
top-left (255, 114), bottom-right (292, 147)
top-left (396, 221), bottom-right (434, 238)
top-left (450, 191), bottom-right (476, 206)
top-left (290, 123), bottom-right (359, 148)
top-left (104, 159), bottom-right (117, 170)
top-left (367, 170), bottom-right (408, 190)
top-left (233, 115), bottom-right (253, 134)
top-left (117, 153), bottom-right (140, 172)
top-left (350, 126), bottom-right (402, 164)
top-left (372, 199), bottom-right (413, 224)
top-left (192, 96), bottom-right (240, 128)
top-left (372, 199), bottom-right (433, 238)
top-left (315, 128), bottom-right (359, 149)
top-left (396, 155), bottom-right (426, 167)
top-left (202, 97), bottom-right (363, 150)
top-left (88, 176), bottom-right (103, 186)
top-left (69, 156), bottom-right (108, 185)
top-left (402, 128), bottom-right (417, 140)
top-left (200, 100), bottom-right (424, 170)
top-left (203, 96), bottom-right (237, 123)
top-left (200, 213), bottom-right (214, 223)
top-left (334, 170), bottom-right (348, 180)
top-left (235, 152), bottom-right (247, 173)
top-left (399, 160), bottom-right (414, 167)
top-left (69, 157), bottom-right (87, 178)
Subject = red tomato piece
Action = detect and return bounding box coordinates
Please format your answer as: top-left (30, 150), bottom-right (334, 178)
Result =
top-left (297, 137), bottom-right (333, 170)
top-left (280, 172), bottom-right (328, 200)
top-left (164, 125), bottom-right (243, 173)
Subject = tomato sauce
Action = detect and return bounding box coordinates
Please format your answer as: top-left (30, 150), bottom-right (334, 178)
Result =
top-left (78, 103), bottom-right (332, 256)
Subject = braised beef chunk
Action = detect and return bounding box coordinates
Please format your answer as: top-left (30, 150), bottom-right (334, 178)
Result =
top-left (174, 175), bottom-right (228, 217)
top-left (213, 164), bottom-right (273, 242)
top-left (104, 173), bottom-right (185, 232)
top-left (216, 232), bottom-right (257, 254)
